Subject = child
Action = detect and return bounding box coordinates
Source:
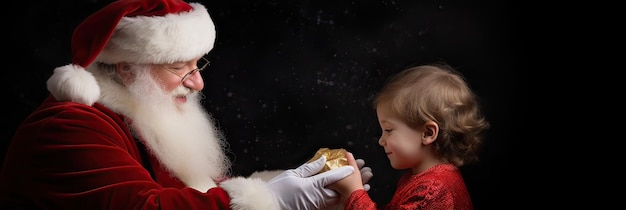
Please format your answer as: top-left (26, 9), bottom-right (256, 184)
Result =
top-left (330, 62), bottom-right (490, 209)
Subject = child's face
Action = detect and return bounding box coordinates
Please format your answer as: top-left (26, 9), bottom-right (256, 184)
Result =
top-left (376, 105), bottom-right (431, 173)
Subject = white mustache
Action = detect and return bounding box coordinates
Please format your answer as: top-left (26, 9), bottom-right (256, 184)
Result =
top-left (171, 85), bottom-right (193, 97)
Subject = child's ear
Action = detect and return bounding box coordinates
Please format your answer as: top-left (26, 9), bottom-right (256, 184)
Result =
top-left (422, 121), bottom-right (439, 145)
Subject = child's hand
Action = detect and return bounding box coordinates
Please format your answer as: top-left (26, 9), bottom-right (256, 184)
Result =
top-left (327, 151), bottom-right (365, 198)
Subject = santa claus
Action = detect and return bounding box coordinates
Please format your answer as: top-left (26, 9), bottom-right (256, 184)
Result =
top-left (0, 0), bottom-right (372, 209)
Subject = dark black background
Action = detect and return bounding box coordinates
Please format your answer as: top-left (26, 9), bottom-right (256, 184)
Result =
top-left (3, 0), bottom-right (527, 209)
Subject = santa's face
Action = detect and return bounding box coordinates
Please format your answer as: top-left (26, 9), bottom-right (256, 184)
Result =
top-left (149, 57), bottom-right (206, 104)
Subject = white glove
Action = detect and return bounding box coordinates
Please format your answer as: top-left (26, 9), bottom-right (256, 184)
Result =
top-left (266, 155), bottom-right (354, 210)
top-left (356, 159), bottom-right (373, 191)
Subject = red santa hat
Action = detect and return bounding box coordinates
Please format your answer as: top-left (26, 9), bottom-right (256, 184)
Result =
top-left (47, 0), bottom-right (216, 106)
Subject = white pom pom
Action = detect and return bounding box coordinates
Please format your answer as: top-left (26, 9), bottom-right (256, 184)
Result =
top-left (47, 64), bottom-right (100, 106)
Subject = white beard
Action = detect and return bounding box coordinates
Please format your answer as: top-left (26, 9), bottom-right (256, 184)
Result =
top-left (92, 64), bottom-right (230, 192)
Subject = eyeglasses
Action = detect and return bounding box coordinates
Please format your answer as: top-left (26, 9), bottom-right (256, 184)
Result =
top-left (162, 57), bottom-right (210, 82)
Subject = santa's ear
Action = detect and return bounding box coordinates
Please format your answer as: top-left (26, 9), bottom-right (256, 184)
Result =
top-left (422, 121), bottom-right (439, 145)
top-left (115, 63), bottom-right (134, 85)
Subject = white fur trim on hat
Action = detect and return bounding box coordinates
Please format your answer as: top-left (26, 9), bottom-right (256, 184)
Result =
top-left (96, 3), bottom-right (215, 65)
top-left (219, 177), bottom-right (280, 210)
top-left (47, 64), bottom-right (100, 106)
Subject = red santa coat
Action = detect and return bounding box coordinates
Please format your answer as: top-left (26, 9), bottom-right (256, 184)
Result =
top-left (0, 95), bottom-right (277, 209)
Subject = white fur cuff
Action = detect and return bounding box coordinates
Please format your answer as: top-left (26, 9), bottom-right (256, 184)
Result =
top-left (220, 177), bottom-right (279, 210)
